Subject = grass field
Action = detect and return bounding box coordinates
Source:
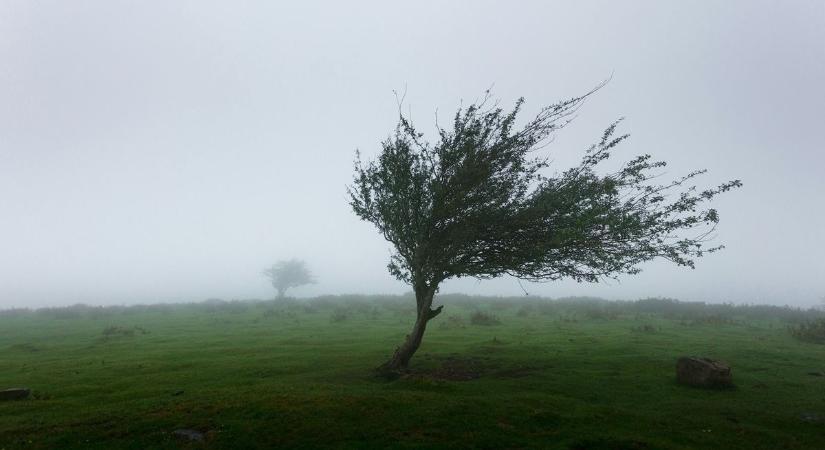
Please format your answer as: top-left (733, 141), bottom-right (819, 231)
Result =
top-left (1, 295), bottom-right (824, 449)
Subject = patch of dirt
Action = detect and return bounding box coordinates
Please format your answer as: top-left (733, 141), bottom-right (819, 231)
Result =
top-left (172, 429), bottom-right (206, 442)
top-left (569, 438), bottom-right (652, 450)
top-left (404, 356), bottom-right (546, 381)
top-left (430, 356), bottom-right (487, 381)
top-left (404, 356), bottom-right (490, 381)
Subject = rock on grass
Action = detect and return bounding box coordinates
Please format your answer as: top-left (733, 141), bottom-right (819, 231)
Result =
top-left (172, 429), bottom-right (205, 442)
top-left (676, 356), bottom-right (733, 388)
top-left (0, 388), bottom-right (31, 401)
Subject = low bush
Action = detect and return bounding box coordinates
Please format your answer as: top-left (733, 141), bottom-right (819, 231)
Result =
top-left (330, 308), bottom-right (349, 323)
top-left (584, 308), bottom-right (619, 321)
top-left (470, 311), bottom-right (501, 326)
top-left (438, 314), bottom-right (466, 329)
top-left (690, 315), bottom-right (736, 326)
top-left (631, 324), bottom-right (658, 333)
top-left (101, 326), bottom-right (148, 338)
top-left (788, 318), bottom-right (825, 344)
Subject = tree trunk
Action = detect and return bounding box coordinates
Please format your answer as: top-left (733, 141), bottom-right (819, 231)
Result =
top-left (276, 286), bottom-right (287, 299)
top-left (379, 286), bottom-right (443, 374)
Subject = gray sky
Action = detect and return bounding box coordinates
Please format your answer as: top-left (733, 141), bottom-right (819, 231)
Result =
top-left (1, 1), bottom-right (823, 308)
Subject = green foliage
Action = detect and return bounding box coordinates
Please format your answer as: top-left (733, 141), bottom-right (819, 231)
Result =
top-left (329, 308), bottom-right (349, 323)
top-left (349, 88), bottom-right (741, 290)
top-left (788, 318), bottom-right (825, 344)
top-left (262, 259), bottom-right (315, 298)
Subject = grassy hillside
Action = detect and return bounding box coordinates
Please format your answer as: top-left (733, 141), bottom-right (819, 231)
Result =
top-left (1, 295), bottom-right (824, 449)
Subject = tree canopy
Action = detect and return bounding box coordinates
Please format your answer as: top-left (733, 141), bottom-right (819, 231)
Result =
top-left (263, 259), bottom-right (315, 299)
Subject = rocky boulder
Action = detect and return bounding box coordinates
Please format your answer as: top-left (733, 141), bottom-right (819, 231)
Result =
top-left (676, 357), bottom-right (733, 388)
top-left (172, 429), bottom-right (205, 442)
top-left (0, 388), bottom-right (31, 401)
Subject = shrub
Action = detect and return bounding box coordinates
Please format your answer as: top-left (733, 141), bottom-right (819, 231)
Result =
top-left (490, 301), bottom-right (515, 311)
top-left (516, 305), bottom-right (533, 317)
top-left (330, 308), bottom-right (349, 323)
top-left (438, 314), bottom-right (466, 329)
top-left (788, 318), bottom-right (825, 344)
top-left (584, 308), bottom-right (619, 321)
top-left (38, 304), bottom-right (92, 319)
top-left (0, 308), bottom-right (31, 318)
top-left (470, 311), bottom-right (501, 326)
top-left (690, 315), bottom-right (735, 326)
top-left (535, 302), bottom-right (558, 316)
top-left (201, 300), bottom-right (250, 314)
top-left (368, 307), bottom-right (381, 320)
top-left (262, 308), bottom-right (298, 319)
top-left (631, 324), bottom-right (658, 333)
top-left (101, 326), bottom-right (148, 339)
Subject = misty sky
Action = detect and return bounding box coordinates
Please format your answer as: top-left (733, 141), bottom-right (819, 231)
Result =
top-left (1, 1), bottom-right (824, 308)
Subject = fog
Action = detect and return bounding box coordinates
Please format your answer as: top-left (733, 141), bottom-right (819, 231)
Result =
top-left (1, 1), bottom-right (823, 309)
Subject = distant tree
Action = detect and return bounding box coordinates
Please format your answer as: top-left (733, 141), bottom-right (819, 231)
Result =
top-left (263, 259), bottom-right (314, 299)
top-left (349, 87), bottom-right (741, 373)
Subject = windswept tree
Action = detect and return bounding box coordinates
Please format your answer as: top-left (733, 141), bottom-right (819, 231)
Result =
top-left (349, 87), bottom-right (741, 373)
top-left (263, 259), bottom-right (315, 299)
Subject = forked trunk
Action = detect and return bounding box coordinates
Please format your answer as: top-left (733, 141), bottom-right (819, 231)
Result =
top-left (379, 286), bottom-right (443, 374)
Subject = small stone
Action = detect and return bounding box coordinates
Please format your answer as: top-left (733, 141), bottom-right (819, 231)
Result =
top-left (676, 356), bottom-right (733, 388)
top-left (800, 412), bottom-right (823, 423)
top-left (172, 390), bottom-right (184, 396)
top-left (0, 388), bottom-right (31, 401)
top-left (172, 429), bottom-right (205, 442)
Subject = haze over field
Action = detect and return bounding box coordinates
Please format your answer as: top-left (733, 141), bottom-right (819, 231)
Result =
top-left (1, 1), bottom-right (823, 308)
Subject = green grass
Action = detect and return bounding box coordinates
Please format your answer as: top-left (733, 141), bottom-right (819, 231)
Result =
top-left (1, 296), bottom-right (824, 449)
